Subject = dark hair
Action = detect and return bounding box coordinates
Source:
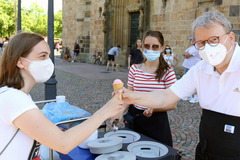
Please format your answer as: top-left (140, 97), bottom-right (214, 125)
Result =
top-left (143, 30), bottom-right (170, 82)
top-left (133, 38), bottom-right (142, 50)
top-left (0, 32), bottom-right (44, 89)
top-left (164, 45), bottom-right (172, 55)
top-left (117, 45), bottom-right (121, 48)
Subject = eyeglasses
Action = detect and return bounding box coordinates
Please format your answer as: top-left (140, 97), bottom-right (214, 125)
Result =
top-left (143, 44), bottom-right (160, 51)
top-left (193, 33), bottom-right (229, 50)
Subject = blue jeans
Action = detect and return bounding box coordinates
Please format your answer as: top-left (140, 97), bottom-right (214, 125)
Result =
top-left (184, 68), bottom-right (189, 74)
top-left (73, 52), bottom-right (78, 56)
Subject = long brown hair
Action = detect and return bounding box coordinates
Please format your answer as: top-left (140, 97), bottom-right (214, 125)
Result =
top-left (133, 38), bottom-right (142, 50)
top-left (143, 30), bottom-right (170, 82)
top-left (0, 32), bottom-right (44, 89)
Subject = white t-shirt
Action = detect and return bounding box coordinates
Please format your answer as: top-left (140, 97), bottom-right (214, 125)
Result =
top-left (3, 41), bottom-right (8, 48)
top-left (171, 43), bottom-right (240, 116)
top-left (0, 87), bottom-right (41, 160)
top-left (182, 45), bottom-right (201, 69)
top-left (163, 53), bottom-right (174, 67)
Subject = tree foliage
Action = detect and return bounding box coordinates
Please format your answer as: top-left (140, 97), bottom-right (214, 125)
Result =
top-left (22, 2), bottom-right (48, 36)
top-left (0, 0), bottom-right (15, 37)
top-left (0, 0), bottom-right (62, 38)
top-left (54, 10), bottom-right (62, 38)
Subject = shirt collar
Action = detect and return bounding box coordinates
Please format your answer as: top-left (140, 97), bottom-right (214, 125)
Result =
top-left (225, 42), bottom-right (240, 73)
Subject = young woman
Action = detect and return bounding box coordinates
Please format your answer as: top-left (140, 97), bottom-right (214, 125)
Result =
top-left (163, 45), bottom-right (179, 68)
top-left (0, 32), bottom-right (125, 159)
top-left (125, 30), bottom-right (177, 146)
top-left (128, 39), bottom-right (144, 69)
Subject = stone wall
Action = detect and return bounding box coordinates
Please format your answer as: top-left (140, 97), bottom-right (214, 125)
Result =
top-left (62, 0), bottom-right (105, 62)
top-left (62, 0), bottom-right (240, 75)
top-left (149, 0), bottom-right (240, 75)
top-left (89, 0), bottom-right (105, 56)
top-left (62, 0), bottom-right (78, 50)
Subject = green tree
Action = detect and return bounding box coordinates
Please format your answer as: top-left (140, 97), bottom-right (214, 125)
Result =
top-left (21, 2), bottom-right (47, 36)
top-left (0, 0), bottom-right (62, 38)
top-left (54, 10), bottom-right (62, 38)
top-left (0, 0), bottom-right (15, 37)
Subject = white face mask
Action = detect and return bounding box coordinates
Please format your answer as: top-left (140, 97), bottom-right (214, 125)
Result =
top-left (143, 49), bottom-right (161, 62)
top-left (199, 35), bottom-right (232, 66)
top-left (24, 58), bottom-right (54, 83)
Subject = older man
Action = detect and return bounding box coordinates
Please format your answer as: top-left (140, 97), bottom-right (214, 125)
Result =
top-left (120, 10), bottom-right (240, 159)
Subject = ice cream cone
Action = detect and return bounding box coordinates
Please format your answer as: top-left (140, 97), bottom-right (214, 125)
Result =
top-left (113, 79), bottom-right (124, 100)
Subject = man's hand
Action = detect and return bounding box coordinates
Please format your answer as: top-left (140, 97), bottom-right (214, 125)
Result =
top-left (121, 88), bottom-right (135, 104)
top-left (183, 52), bottom-right (192, 59)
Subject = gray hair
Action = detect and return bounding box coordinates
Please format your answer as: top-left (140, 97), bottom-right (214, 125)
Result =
top-left (192, 10), bottom-right (232, 39)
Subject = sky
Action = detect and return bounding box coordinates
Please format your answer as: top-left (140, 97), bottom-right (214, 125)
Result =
top-left (22, 0), bottom-right (62, 13)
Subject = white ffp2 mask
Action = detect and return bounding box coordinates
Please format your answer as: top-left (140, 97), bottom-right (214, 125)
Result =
top-left (199, 35), bottom-right (232, 66)
top-left (24, 58), bottom-right (54, 83)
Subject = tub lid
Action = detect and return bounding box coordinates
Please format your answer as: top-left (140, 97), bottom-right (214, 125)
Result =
top-left (87, 137), bottom-right (123, 154)
top-left (95, 151), bottom-right (136, 160)
top-left (104, 130), bottom-right (140, 143)
top-left (127, 141), bottom-right (169, 158)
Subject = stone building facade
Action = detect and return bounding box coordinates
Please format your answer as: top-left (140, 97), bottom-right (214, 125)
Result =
top-left (62, 0), bottom-right (240, 75)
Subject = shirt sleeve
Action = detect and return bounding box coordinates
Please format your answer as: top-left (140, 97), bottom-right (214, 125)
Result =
top-left (129, 49), bottom-right (134, 57)
top-left (0, 89), bottom-right (38, 126)
top-left (164, 69), bottom-right (177, 88)
top-left (189, 46), bottom-right (199, 57)
top-left (185, 47), bottom-right (190, 52)
top-left (170, 65), bottom-right (198, 99)
top-left (127, 64), bottom-right (137, 87)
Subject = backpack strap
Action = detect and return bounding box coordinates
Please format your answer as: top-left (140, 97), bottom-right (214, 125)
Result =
top-left (0, 87), bottom-right (19, 156)
top-left (0, 129), bottom-right (19, 155)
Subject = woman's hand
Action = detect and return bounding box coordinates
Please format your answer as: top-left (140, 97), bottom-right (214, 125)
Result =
top-left (143, 108), bottom-right (153, 117)
top-left (109, 111), bottom-right (124, 126)
top-left (109, 104), bottom-right (129, 126)
top-left (101, 91), bottom-right (125, 119)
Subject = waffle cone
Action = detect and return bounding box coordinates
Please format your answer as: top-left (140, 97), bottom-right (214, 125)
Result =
top-left (113, 83), bottom-right (124, 100)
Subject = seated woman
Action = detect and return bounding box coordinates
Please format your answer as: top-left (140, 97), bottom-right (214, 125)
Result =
top-left (0, 32), bottom-right (125, 159)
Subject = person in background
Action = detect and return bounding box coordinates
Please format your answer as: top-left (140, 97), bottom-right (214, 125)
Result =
top-left (128, 39), bottom-right (144, 69)
top-left (114, 30), bottom-right (177, 146)
top-left (63, 47), bottom-right (71, 61)
top-left (0, 40), bottom-right (3, 55)
top-left (55, 42), bottom-right (60, 55)
top-left (71, 42), bottom-right (80, 62)
top-left (106, 45), bottom-right (121, 71)
top-left (0, 40), bottom-right (3, 49)
top-left (120, 10), bottom-right (240, 160)
top-left (3, 37), bottom-right (9, 52)
top-left (0, 32), bottom-right (125, 159)
top-left (163, 45), bottom-right (179, 69)
top-left (182, 36), bottom-right (201, 103)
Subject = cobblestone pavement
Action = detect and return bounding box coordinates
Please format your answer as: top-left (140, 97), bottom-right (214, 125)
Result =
top-left (30, 56), bottom-right (201, 160)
